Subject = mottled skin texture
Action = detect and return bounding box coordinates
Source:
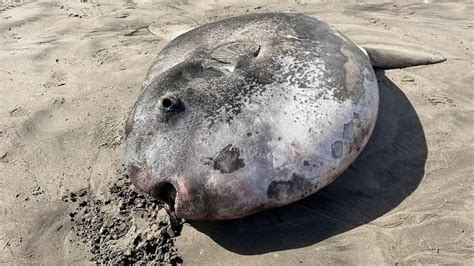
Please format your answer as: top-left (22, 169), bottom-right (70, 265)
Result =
top-left (124, 13), bottom-right (379, 220)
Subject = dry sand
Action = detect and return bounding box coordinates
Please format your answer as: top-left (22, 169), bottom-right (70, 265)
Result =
top-left (1, 0), bottom-right (473, 264)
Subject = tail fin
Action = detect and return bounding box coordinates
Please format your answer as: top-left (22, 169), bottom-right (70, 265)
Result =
top-left (360, 44), bottom-right (446, 69)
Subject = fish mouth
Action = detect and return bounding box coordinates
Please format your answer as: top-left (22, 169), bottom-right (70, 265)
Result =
top-left (151, 181), bottom-right (177, 211)
top-left (126, 164), bottom-right (179, 212)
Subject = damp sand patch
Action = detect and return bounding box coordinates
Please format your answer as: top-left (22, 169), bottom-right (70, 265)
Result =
top-left (63, 176), bottom-right (183, 264)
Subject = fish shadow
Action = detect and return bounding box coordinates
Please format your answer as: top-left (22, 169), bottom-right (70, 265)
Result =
top-left (190, 70), bottom-right (427, 255)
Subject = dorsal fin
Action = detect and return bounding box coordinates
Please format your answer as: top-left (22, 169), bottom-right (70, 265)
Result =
top-left (360, 44), bottom-right (446, 69)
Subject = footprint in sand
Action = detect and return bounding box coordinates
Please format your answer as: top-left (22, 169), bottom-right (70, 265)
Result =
top-left (17, 97), bottom-right (66, 141)
top-left (43, 71), bottom-right (67, 89)
top-left (428, 96), bottom-right (456, 107)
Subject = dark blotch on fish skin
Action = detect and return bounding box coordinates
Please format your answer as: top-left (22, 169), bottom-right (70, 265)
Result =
top-left (343, 113), bottom-right (362, 141)
top-left (267, 173), bottom-right (312, 200)
top-left (213, 144), bottom-right (245, 174)
top-left (343, 112), bottom-right (364, 154)
top-left (331, 141), bottom-right (343, 159)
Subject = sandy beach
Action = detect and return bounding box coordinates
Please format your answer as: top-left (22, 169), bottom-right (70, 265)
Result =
top-left (0, 0), bottom-right (473, 264)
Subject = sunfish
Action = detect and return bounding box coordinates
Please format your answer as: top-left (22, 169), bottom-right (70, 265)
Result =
top-left (124, 13), bottom-right (445, 220)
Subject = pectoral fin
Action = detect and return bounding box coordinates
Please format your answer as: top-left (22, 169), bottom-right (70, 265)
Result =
top-left (210, 41), bottom-right (260, 64)
top-left (360, 44), bottom-right (446, 69)
top-left (204, 41), bottom-right (261, 74)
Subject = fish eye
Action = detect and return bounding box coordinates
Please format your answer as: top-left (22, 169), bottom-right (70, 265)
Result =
top-left (160, 95), bottom-right (180, 112)
top-left (162, 98), bottom-right (174, 109)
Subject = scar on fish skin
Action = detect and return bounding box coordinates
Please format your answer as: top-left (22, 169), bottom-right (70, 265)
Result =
top-left (343, 112), bottom-right (363, 154)
top-left (267, 173), bottom-right (312, 200)
top-left (343, 112), bottom-right (362, 141)
top-left (213, 144), bottom-right (245, 174)
top-left (331, 141), bottom-right (343, 159)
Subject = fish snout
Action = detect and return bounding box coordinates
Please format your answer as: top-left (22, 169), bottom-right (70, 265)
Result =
top-left (149, 178), bottom-right (217, 220)
top-left (127, 165), bottom-right (252, 220)
top-left (126, 164), bottom-right (177, 208)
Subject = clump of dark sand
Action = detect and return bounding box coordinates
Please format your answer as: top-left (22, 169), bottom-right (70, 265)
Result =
top-left (63, 176), bottom-right (183, 264)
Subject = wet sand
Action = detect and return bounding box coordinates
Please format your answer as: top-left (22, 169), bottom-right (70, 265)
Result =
top-left (0, 0), bottom-right (473, 264)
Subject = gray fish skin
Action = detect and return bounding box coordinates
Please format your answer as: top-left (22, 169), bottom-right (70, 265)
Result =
top-left (124, 13), bottom-right (378, 220)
